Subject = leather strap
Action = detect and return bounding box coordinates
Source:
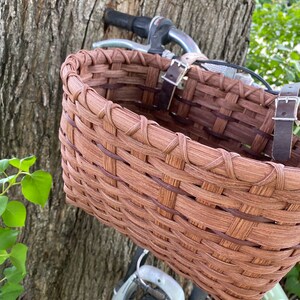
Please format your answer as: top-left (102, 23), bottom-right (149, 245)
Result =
top-left (272, 83), bottom-right (300, 161)
top-left (158, 53), bottom-right (207, 110)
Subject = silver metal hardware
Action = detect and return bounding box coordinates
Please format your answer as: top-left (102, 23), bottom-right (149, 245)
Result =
top-left (161, 59), bottom-right (189, 86)
top-left (92, 39), bottom-right (150, 53)
top-left (272, 96), bottom-right (300, 121)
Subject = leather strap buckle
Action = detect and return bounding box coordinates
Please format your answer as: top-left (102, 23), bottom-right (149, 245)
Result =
top-left (161, 59), bottom-right (189, 86)
top-left (273, 96), bottom-right (299, 121)
top-left (272, 83), bottom-right (300, 162)
top-left (158, 53), bottom-right (207, 111)
top-left (158, 59), bottom-right (190, 110)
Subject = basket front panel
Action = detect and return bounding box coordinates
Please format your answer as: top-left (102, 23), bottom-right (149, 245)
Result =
top-left (60, 49), bottom-right (300, 300)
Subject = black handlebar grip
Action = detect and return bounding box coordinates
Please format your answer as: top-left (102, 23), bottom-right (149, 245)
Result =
top-left (104, 8), bottom-right (152, 39)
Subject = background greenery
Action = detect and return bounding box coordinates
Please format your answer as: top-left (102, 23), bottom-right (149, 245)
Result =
top-left (247, 0), bottom-right (300, 87)
top-left (0, 157), bottom-right (52, 300)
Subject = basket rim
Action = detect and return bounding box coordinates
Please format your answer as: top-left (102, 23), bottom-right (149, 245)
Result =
top-left (60, 48), bottom-right (300, 191)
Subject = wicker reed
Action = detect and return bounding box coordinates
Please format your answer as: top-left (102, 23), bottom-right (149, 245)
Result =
top-left (60, 48), bottom-right (300, 300)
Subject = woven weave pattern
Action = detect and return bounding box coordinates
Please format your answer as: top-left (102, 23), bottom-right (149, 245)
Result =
top-left (60, 49), bottom-right (300, 300)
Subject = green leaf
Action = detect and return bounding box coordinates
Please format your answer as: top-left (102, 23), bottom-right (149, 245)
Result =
top-left (291, 51), bottom-right (300, 60)
top-left (0, 195), bottom-right (8, 216)
top-left (0, 175), bottom-right (17, 186)
top-left (286, 68), bottom-right (296, 81)
top-left (285, 265), bottom-right (299, 278)
top-left (4, 267), bottom-right (25, 283)
top-left (0, 159), bottom-right (9, 173)
top-left (0, 250), bottom-right (9, 264)
top-left (274, 69), bottom-right (282, 78)
top-left (0, 282), bottom-right (24, 300)
top-left (294, 60), bottom-right (300, 73)
top-left (21, 170), bottom-right (52, 207)
top-left (9, 156), bottom-right (36, 172)
top-left (8, 158), bottom-right (21, 170)
top-left (277, 44), bottom-right (291, 51)
top-left (0, 228), bottom-right (19, 250)
top-left (10, 243), bottom-right (27, 274)
top-left (2, 201), bottom-right (26, 227)
top-left (271, 55), bottom-right (283, 63)
top-left (285, 276), bottom-right (300, 297)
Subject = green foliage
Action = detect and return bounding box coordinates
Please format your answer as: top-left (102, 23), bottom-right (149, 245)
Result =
top-left (2, 202), bottom-right (26, 227)
top-left (0, 156), bottom-right (52, 300)
top-left (284, 264), bottom-right (300, 297)
top-left (0, 196), bottom-right (8, 216)
top-left (247, 1), bottom-right (300, 86)
top-left (0, 229), bottom-right (19, 250)
top-left (256, 0), bottom-right (299, 4)
top-left (0, 282), bottom-right (24, 300)
top-left (22, 171), bottom-right (52, 207)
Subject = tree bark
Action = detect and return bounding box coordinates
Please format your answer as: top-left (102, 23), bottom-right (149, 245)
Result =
top-left (0, 0), bottom-right (255, 299)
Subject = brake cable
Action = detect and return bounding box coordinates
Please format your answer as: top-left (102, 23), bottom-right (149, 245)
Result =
top-left (194, 60), bottom-right (279, 95)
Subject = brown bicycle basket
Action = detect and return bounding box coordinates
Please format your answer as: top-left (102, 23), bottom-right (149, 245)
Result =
top-left (59, 48), bottom-right (300, 300)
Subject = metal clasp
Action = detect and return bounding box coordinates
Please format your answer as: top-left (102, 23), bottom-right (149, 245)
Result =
top-left (161, 59), bottom-right (189, 86)
top-left (273, 96), bottom-right (300, 121)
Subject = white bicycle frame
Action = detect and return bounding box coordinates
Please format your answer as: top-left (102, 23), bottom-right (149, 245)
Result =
top-left (263, 284), bottom-right (289, 300)
top-left (114, 272), bottom-right (288, 300)
top-left (113, 265), bottom-right (185, 300)
top-left (112, 249), bottom-right (289, 300)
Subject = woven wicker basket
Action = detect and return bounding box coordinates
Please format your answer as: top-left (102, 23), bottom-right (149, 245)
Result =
top-left (60, 48), bottom-right (300, 300)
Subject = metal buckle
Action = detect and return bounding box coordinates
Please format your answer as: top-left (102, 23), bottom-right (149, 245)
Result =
top-left (273, 96), bottom-right (300, 121)
top-left (161, 59), bottom-right (189, 86)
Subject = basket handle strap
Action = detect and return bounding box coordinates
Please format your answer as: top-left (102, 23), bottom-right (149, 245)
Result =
top-left (272, 83), bottom-right (300, 161)
top-left (158, 53), bottom-right (207, 111)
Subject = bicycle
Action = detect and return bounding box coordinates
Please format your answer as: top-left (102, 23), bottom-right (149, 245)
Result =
top-left (92, 9), bottom-right (292, 300)
top-left (112, 247), bottom-right (288, 300)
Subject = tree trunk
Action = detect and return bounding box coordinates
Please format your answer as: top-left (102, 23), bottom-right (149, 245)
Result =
top-left (0, 0), bottom-right (255, 299)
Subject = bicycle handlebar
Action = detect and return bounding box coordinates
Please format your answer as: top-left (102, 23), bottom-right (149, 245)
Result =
top-left (98, 9), bottom-right (274, 92)
top-left (104, 8), bottom-right (152, 39)
top-left (103, 9), bottom-right (201, 55)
